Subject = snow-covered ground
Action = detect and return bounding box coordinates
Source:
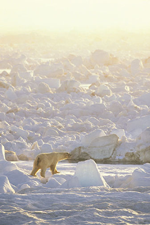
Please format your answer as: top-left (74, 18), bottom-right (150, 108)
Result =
top-left (0, 31), bottom-right (150, 224)
top-left (1, 158), bottom-right (150, 224)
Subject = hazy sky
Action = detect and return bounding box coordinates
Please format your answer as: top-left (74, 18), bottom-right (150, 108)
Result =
top-left (1, 0), bottom-right (150, 33)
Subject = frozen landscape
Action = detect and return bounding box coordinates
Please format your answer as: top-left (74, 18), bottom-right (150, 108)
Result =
top-left (0, 30), bottom-right (150, 224)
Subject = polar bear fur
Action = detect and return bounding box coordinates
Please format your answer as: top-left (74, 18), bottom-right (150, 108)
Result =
top-left (30, 152), bottom-right (71, 178)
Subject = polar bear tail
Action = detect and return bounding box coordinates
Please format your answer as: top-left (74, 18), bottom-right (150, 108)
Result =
top-left (37, 157), bottom-right (41, 166)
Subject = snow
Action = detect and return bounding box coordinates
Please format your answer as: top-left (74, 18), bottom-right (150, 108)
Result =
top-left (0, 30), bottom-right (150, 224)
top-left (1, 160), bottom-right (150, 224)
top-left (0, 175), bottom-right (15, 194)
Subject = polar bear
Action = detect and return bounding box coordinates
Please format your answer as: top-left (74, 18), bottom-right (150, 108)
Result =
top-left (30, 152), bottom-right (71, 178)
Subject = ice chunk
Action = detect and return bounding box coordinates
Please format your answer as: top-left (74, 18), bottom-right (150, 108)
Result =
top-left (5, 169), bottom-right (31, 186)
top-left (19, 71), bottom-right (32, 80)
top-left (0, 175), bottom-right (15, 193)
top-left (127, 115), bottom-right (150, 134)
top-left (75, 159), bottom-right (109, 187)
top-left (95, 84), bottom-right (112, 97)
top-left (11, 72), bottom-right (22, 86)
top-left (10, 125), bottom-right (29, 140)
top-left (71, 134), bottom-right (118, 161)
top-left (81, 129), bottom-right (105, 147)
top-left (41, 143), bottom-right (53, 153)
top-left (61, 176), bottom-right (80, 188)
top-left (114, 142), bottom-right (137, 162)
top-left (58, 79), bottom-right (80, 92)
top-left (108, 100), bottom-right (123, 117)
top-left (0, 160), bottom-right (17, 174)
top-left (44, 127), bottom-right (59, 137)
top-left (134, 92), bottom-right (150, 107)
top-left (135, 129), bottom-right (150, 162)
top-left (122, 166), bottom-right (150, 188)
top-left (91, 50), bottom-right (110, 66)
top-left (0, 112), bottom-right (5, 121)
top-left (45, 178), bottom-right (61, 188)
top-left (19, 184), bottom-right (30, 191)
top-left (34, 63), bottom-right (63, 77)
top-left (136, 128), bottom-right (150, 144)
top-left (0, 144), bottom-right (6, 161)
top-left (0, 81), bottom-right (9, 89)
top-left (5, 88), bottom-right (17, 101)
top-left (110, 129), bottom-right (125, 140)
top-left (85, 134), bottom-right (118, 160)
top-left (87, 74), bottom-right (99, 83)
top-left (34, 63), bottom-right (52, 76)
top-left (136, 146), bottom-right (150, 163)
top-left (42, 78), bottom-right (60, 89)
top-left (61, 58), bottom-right (75, 71)
top-left (5, 150), bottom-right (18, 161)
top-left (37, 82), bottom-right (52, 94)
top-left (130, 59), bottom-right (143, 75)
top-left (120, 69), bottom-right (130, 77)
top-left (11, 64), bottom-right (27, 73)
top-left (68, 54), bottom-right (83, 67)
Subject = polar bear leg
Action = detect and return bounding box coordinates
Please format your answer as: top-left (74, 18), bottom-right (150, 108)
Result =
top-left (54, 169), bottom-right (60, 174)
top-left (50, 164), bottom-right (59, 175)
top-left (40, 166), bottom-right (47, 178)
top-left (30, 167), bottom-right (40, 176)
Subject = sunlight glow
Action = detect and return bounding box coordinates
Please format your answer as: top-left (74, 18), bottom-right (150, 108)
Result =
top-left (0, 0), bottom-right (150, 33)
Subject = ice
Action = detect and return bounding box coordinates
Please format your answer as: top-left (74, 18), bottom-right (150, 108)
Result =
top-left (34, 62), bottom-right (63, 78)
top-left (0, 144), bottom-right (6, 161)
top-left (61, 159), bottom-right (109, 188)
top-left (5, 169), bottom-right (30, 187)
top-left (131, 167), bottom-right (150, 187)
top-left (43, 127), bottom-right (59, 137)
top-left (108, 100), bottom-right (123, 117)
top-left (136, 127), bottom-right (150, 144)
top-left (5, 87), bottom-right (17, 101)
top-left (19, 183), bottom-right (30, 191)
top-left (81, 129), bottom-right (105, 146)
top-left (134, 92), bottom-right (150, 107)
top-left (121, 163), bottom-right (150, 188)
top-left (5, 150), bottom-right (18, 161)
top-left (127, 115), bottom-right (150, 134)
top-left (87, 74), bottom-right (99, 83)
top-left (37, 82), bottom-right (52, 94)
top-left (0, 144), bottom-right (18, 176)
top-left (11, 64), bottom-right (27, 74)
top-left (130, 59), bottom-right (144, 75)
top-left (58, 79), bottom-right (80, 92)
top-left (10, 125), bottom-right (29, 140)
top-left (95, 84), bottom-right (112, 97)
top-left (0, 175), bottom-right (15, 193)
top-left (80, 134), bottom-right (118, 160)
top-left (45, 177), bottom-right (61, 188)
top-left (40, 143), bottom-right (53, 154)
top-left (0, 112), bottom-right (5, 121)
top-left (74, 159), bottom-right (109, 187)
top-left (42, 78), bottom-right (60, 89)
top-left (61, 176), bottom-right (80, 188)
top-left (91, 49), bottom-right (110, 66)
top-left (0, 80), bottom-right (9, 89)
top-left (110, 129), bottom-right (125, 140)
